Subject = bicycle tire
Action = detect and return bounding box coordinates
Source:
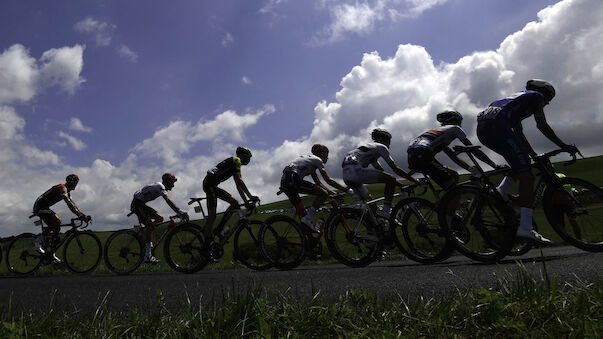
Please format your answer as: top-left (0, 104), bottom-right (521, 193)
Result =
top-left (103, 229), bottom-right (144, 275)
top-left (391, 197), bottom-right (453, 264)
top-left (233, 220), bottom-right (272, 271)
top-left (543, 177), bottom-right (603, 252)
top-left (163, 223), bottom-right (207, 273)
top-left (438, 186), bottom-right (515, 263)
top-left (324, 207), bottom-right (382, 268)
top-left (63, 231), bottom-right (102, 274)
top-left (6, 233), bottom-right (43, 275)
top-left (259, 215), bottom-right (307, 270)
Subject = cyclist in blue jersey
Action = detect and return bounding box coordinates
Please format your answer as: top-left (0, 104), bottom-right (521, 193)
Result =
top-left (476, 79), bottom-right (579, 244)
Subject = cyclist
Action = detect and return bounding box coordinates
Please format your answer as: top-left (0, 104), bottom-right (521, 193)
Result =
top-left (476, 79), bottom-right (579, 244)
top-left (32, 174), bottom-right (91, 263)
top-left (407, 110), bottom-right (499, 189)
top-left (203, 146), bottom-right (258, 248)
top-left (130, 172), bottom-right (188, 264)
top-left (342, 128), bottom-right (417, 219)
top-left (281, 144), bottom-right (350, 233)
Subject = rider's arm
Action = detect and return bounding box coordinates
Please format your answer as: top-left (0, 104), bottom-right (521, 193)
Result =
top-left (381, 156), bottom-right (417, 183)
top-left (62, 194), bottom-right (85, 217)
top-left (163, 195), bottom-right (184, 214)
top-left (443, 147), bottom-right (472, 171)
top-left (513, 122), bottom-right (538, 158)
top-left (534, 114), bottom-right (568, 150)
top-left (318, 168), bottom-right (347, 192)
top-left (233, 172), bottom-right (253, 203)
top-left (311, 172), bottom-right (333, 195)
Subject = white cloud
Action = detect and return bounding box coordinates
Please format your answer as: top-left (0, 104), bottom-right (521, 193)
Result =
top-left (38, 45), bottom-right (86, 95)
top-left (0, 105), bottom-right (25, 140)
top-left (117, 44), bottom-right (139, 63)
top-left (311, 0), bottom-right (448, 45)
top-left (69, 117), bottom-right (93, 133)
top-left (241, 76), bottom-right (252, 85)
top-left (58, 131), bottom-right (87, 151)
top-left (132, 105), bottom-right (275, 166)
top-left (222, 32), bottom-right (234, 47)
top-left (0, 45), bottom-right (38, 104)
top-left (74, 17), bottom-right (116, 47)
top-left (259, 0), bottom-right (288, 14)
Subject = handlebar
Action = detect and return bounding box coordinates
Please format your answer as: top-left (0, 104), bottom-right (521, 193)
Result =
top-left (533, 148), bottom-right (580, 167)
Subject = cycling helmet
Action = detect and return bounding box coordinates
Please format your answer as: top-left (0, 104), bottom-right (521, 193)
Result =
top-left (311, 144), bottom-right (329, 162)
top-left (371, 128), bottom-right (392, 146)
top-left (236, 146), bottom-right (252, 159)
top-left (526, 79), bottom-right (555, 104)
top-left (436, 110), bottom-right (463, 126)
top-left (162, 172), bottom-right (177, 184)
top-left (65, 174), bottom-right (79, 190)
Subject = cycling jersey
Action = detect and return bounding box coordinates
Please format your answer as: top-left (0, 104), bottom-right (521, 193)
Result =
top-left (283, 154), bottom-right (324, 178)
top-left (205, 157), bottom-right (242, 185)
top-left (34, 184), bottom-right (68, 210)
top-left (133, 182), bottom-right (168, 203)
top-left (476, 91), bottom-right (544, 173)
top-left (342, 142), bottom-right (395, 168)
top-left (408, 125), bottom-right (470, 153)
top-left (477, 91), bottom-right (545, 126)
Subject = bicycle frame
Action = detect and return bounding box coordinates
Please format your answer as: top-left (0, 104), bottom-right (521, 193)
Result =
top-left (32, 216), bottom-right (90, 253)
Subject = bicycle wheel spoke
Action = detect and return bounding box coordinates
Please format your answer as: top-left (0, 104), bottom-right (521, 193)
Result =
top-left (7, 234), bottom-right (43, 275)
top-left (104, 230), bottom-right (144, 275)
top-left (325, 208), bottom-right (379, 268)
top-left (63, 232), bottom-right (102, 274)
top-left (260, 216), bottom-right (306, 270)
top-left (164, 224), bottom-right (206, 273)
top-left (234, 220), bottom-right (272, 270)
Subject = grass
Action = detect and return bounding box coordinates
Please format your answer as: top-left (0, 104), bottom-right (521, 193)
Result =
top-left (0, 266), bottom-right (601, 338)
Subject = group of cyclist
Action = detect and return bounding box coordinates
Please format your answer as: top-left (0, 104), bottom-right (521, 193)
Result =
top-left (33, 79), bottom-right (579, 264)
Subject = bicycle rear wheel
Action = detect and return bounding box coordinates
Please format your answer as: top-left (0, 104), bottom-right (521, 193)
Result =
top-left (103, 229), bottom-right (144, 275)
top-left (391, 197), bottom-right (453, 264)
top-left (324, 207), bottom-right (381, 268)
top-left (234, 220), bottom-right (272, 270)
top-left (63, 231), bottom-right (102, 274)
top-left (6, 233), bottom-right (43, 275)
top-left (439, 186), bottom-right (515, 263)
top-left (260, 215), bottom-right (306, 270)
top-left (163, 223), bottom-right (207, 273)
top-left (543, 177), bottom-right (603, 252)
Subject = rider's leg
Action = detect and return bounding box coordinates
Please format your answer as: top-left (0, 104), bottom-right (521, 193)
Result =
top-left (302, 185), bottom-right (328, 226)
top-left (381, 173), bottom-right (397, 216)
top-left (143, 212), bottom-right (163, 261)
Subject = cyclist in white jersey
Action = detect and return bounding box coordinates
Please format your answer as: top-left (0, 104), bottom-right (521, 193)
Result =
top-left (281, 144), bottom-right (349, 232)
top-left (342, 128), bottom-right (417, 218)
top-left (407, 110), bottom-right (498, 189)
top-left (130, 173), bottom-right (188, 264)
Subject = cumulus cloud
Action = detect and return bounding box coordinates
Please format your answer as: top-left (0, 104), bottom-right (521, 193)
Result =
top-left (116, 44), bottom-right (139, 63)
top-left (311, 0), bottom-right (448, 45)
top-left (132, 105), bottom-right (275, 166)
top-left (58, 131), bottom-right (87, 151)
top-left (74, 17), bottom-right (116, 47)
top-left (69, 117), bottom-right (93, 133)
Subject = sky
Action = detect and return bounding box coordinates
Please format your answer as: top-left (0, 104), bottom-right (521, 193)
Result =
top-left (2, 0), bottom-right (603, 235)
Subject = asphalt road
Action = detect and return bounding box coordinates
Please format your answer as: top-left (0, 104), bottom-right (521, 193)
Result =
top-left (1, 246), bottom-right (600, 315)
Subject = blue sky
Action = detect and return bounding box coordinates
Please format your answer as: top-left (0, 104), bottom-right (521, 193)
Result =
top-left (2, 0), bottom-right (603, 235)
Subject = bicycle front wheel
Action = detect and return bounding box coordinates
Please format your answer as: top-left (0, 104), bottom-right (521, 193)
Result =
top-left (103, 229), bottom-right (144, 275)
top-left (543, 177), bottom-right (603, 252)
top-left (391, 197), bottom-right (453, 264)
top-left (164, 224), bottom-right (207, 273)
top-left (63, 231), bottom-right (102, 274)
top-left (260, 215), bottom-right (306, 270)
top-left (324, 207), bottom-right (381, 268)
top-left (234, 220), bottom-right (272, 271)
top-left (6, 233), bottom-right (43, 275)
top-left (439, 186), bottom-right (515, 263)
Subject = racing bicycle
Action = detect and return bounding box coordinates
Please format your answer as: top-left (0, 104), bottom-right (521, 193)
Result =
top-left (6, 216), bottom-right (102, 275)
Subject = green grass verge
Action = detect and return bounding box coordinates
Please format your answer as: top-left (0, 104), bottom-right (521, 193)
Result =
top-left (0, 267), bottom-right (601, 338)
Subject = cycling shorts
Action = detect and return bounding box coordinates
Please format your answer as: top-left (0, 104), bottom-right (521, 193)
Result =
top-left (130, 198), bottom-right (157, 225)
top-left (280, 170), bottom-right (315, 206)
top-left (407, 147), bottom-right (457, 189)
top-left (342, 164), bottom-right (381, 199)
top-left (203, 177), bottom-right (232, 214)
top-left (477, 120), bottom-right (531, 173)
top-left (34, 207), bottom-right (61, 228)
